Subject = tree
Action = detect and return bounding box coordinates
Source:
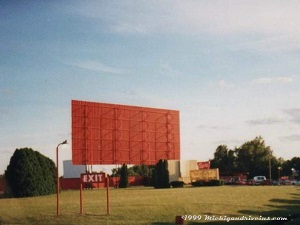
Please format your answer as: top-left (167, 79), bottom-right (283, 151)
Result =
top-left (210, 145), bottom-right (236, 175)
top-left (235, 136), bottom-right (275, 179)
top-left (119, 164), bottom-right (129, 188)
top-left (112, 165), bottom-right (150, 176)
top-left (153, 159), bottom-right (170, 188)
top-left (5, 148), bottom-right (56, 198)
top-left (211, 136), bottom-right (298, 180)
top-left (128, 165), bottom-right (150, 177)
top-left (282, 157), bottom-right (300, 179)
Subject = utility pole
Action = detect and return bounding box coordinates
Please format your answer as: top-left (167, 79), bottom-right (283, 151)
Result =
top-left (269, 150), bottom-right (272, 181)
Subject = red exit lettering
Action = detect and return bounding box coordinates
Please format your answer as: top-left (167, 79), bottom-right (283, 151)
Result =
top-left (81, 173), bottom-right (105, 183)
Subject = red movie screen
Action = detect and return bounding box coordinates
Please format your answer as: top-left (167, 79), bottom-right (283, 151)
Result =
top-left (72, 100), bottom-right (180, 165)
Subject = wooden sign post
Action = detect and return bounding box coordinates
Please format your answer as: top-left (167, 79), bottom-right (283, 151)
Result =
top-left (79, 173), bottom-right (110, 215)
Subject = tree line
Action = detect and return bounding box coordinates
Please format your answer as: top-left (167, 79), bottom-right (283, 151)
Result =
top-left (112, 160), bottom-right (170, 188)
top-left (210, 136), bottom-right (300, 180)
top-left (3, 136), bottom-right (299, 197)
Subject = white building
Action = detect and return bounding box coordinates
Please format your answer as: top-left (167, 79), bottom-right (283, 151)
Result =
top-left (63, 160), bottom-right (86, 178)
top-left (168, 160), bottom-right (198, 183)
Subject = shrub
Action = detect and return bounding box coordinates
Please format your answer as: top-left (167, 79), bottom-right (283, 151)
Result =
top-left (4, 148), bottom-right (56, 198)
top-left (191, 181), bottom-right (205, 187)
top-left (170, 181), bottom-right (184, 188)
top-left (192, 180), bottom-right (224, 187)
top-left (206, 180), bottom-right (224, 186)
top-left (119, 164), bottom-right (129, 188)
top-left (153, 159), bottom-right (170, 188)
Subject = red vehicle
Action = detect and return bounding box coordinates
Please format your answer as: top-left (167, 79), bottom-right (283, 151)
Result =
top-left (279, 176), bottom-right (292, 185)
top-left (260, 179), bottom-right (272, 185)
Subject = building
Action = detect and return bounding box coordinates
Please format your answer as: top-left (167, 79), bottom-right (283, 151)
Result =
top-left (168, 160), bottom-right (198, 183)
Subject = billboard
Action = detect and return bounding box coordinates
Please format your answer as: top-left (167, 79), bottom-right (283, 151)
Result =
top-left (72, 100), bottom-right (180, 165)
top-left (190, 169), bottom-right (219, 182)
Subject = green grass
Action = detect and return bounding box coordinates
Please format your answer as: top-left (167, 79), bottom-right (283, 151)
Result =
top-left (0, 186), bottom-right (299, 225)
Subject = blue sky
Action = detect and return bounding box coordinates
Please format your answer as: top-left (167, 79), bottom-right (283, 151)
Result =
top-left (1, 1), bottom-right (300, 174)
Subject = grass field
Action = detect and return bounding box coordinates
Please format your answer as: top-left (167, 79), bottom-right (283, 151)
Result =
top-left (0, 185), bottom-right (299, 225)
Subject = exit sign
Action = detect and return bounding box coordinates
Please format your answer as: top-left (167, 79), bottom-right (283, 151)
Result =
top-left (80, 173), bottom-right (106, 183)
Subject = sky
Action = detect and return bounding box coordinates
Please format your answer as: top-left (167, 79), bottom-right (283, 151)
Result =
top-left (1, 0), bottom-right (300, 175)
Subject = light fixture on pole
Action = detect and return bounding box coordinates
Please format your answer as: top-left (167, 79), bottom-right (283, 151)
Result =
top-left (56, 140), bottom-right (67, 216)
top-left (291, 168), bottom-right (296, 181)
top-left (278, 167), bottom-right (282, 178)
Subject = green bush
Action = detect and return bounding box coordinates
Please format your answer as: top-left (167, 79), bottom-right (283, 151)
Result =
top-left (119, 164), bottom-right (129, 188)
top-left (170, 181), bottom-right (184, 188)
top-left (191, 180), bottom-right (205, 187)
top-left (4, 148), bottom-right (56, 198)
top-left (206, 179), bottom-right (224, 186)
top-left (153, 159), bottom-right (170, 189)
top-left (192, 180), bottom-right (224, 187)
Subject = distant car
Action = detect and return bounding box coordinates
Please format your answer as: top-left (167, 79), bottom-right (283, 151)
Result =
top-left (261, 179), bottom-right (272, 185)
top-left (281, 179), bottom-right (292, 185)
top-left (292, 180), bottom-right (300, 186)
top-left (272, 180), bottom-right (280, 185)
top-left (252, 176), bottom-right (267, 185)
top-left (232, 178), bottom-right (247, 185)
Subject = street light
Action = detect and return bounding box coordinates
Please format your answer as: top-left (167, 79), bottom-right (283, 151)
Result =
top-left (268, 150), bottom-right (273, 181)
top-left (278, 167), bottom-right (282, 184)
top-left (291, 168), bottom-right (296, 181)
top-left (56, 140), bottom-right (67, 216)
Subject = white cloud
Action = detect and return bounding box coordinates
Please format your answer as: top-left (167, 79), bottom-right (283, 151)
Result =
top-left (179, 1), bottom-right (300, 36)
top-left (159, 60), bottom-right (183, 78)
top-left (208, 79), bottom-right (235, 90)
top-left (285, 108), bottom-right (300, 115)
top-left (213, 138), bottom-right (244, 147)
top-left (280, 134), bottom-right (300, 142)
top-left (65, 1), bottom-right (300, 55)
top-left (230, 35), bottom-right (300, 53)
top-left (247, 117), bottom-right (285, 125)
top-left (70, 1), bottom-right (300, 36)
top-left (252, 77), bottom-right (293, 84)
top-left (112, 22), bottom-right (147, 34)
top-left (198, 124), bottom-right (229, 130)
top-left (284, 108), bottom-right (300, 124)
top-left (217, 80), bottom-right (235, 89)
top-left (70, 61), bottom-right (126, 75)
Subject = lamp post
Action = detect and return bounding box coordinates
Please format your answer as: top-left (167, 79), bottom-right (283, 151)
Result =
top-left (278, 167), bottom-right (282, 184)
top-left (56, 140), bottom-right (67, 216)
top-left (291, 168), bottom-right (295, 181)
top-left (268, 150), bottom-right (272, 181)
